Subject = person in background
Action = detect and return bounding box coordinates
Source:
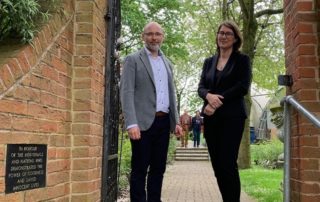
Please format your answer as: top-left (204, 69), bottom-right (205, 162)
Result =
top-left (179, 109), bottom-right (192, 148)
top-left (120, 21), bottom-right (183, 202)
top-left (197, 20), bottom-right (252, 202)
top-left (191, 110), bottom-right (203, 148)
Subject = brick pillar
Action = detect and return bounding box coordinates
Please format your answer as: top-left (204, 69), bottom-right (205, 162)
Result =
top-left (71, 0), bottom-right (106, 201)
top-left (284, 0), bottom-right (320, 201)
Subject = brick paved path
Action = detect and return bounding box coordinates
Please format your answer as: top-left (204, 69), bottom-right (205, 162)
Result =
top-left (161, 161), bottom-right (256, 202)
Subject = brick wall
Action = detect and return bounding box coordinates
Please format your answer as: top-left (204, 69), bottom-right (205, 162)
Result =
top-left (284, 0), bottom-right (320, 201)
top-left (0, 0), bottom-right (107, 201)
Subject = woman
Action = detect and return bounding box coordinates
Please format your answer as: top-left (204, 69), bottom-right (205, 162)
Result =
top-left (198, 20), bottom-right (252, 202)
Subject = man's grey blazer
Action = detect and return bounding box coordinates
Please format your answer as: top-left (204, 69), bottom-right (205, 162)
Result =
top-left (120, 48), bottom-right (179, 132)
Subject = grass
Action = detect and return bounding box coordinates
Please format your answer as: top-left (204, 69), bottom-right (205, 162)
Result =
top-left (240, 165), bottom-right (283, 202)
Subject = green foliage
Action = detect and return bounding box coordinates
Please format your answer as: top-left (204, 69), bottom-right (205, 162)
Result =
top-left (0, 0), bottom-right (60, 43)
top-left (167, 135), bottom-right (177, 164)
top-left (121, 0), bottom-right (188, 60)
top-left (251, 139), bottom-right (283, 167)
top-left (118, 134), bottom-right (132, 192)
top-left (240, 166), bottom-right (283, 202)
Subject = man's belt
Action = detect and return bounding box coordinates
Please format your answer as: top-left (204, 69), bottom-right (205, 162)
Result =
top-left (155, 111), bottom-right (168, 117)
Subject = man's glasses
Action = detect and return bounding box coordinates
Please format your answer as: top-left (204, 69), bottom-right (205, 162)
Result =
top-left (217, 31), bottom-right (234, 38)
top-left (144, 32), bottom-right (163, 37)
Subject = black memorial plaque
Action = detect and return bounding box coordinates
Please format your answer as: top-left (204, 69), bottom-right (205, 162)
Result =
top-left (5, 144), bottom-right (47, 193)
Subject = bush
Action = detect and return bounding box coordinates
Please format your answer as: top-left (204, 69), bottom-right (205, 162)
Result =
top-left (0, 0), bottom-right (60, 43)
top-left (251, 139), bottom-right (283, 168)
top-left (118, 133), bottom-right (131, 193)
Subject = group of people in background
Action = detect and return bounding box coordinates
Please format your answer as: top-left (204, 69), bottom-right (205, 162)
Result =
top-left (120, 20), bottom-right (252, 202)
top-left (179, 109), bottom-right (203, 148)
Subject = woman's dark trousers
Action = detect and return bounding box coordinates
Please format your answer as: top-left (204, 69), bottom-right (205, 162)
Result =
top-left (204, 115), bottom-right (245, 202)
top-left (130, 115), bottom-right (170, 202)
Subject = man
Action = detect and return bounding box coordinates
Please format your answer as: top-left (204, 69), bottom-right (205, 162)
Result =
top-left (191, 110), bottom-right (203, 148)
top-left (120, 22), bottom-right (183, 202)
top-left (179, 109), bottom-right (192, 147)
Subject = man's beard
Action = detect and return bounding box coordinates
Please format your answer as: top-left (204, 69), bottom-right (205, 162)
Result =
top-left (146, 43), bottom-right (161, 52)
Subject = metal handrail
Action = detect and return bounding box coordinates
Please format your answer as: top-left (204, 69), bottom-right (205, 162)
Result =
top-left (281, 95), bottom-right (320, 202)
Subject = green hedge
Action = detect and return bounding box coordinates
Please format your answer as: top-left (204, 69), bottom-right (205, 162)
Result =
top-left (0, 0), bottom-right (60, 43)
top-left (251, 139), bottom-right (283, 168)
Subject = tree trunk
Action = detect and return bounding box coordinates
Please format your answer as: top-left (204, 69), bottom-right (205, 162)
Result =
top-left (237, 0), bottom-right (258, 169)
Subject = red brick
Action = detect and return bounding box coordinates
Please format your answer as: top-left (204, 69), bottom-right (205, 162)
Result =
top-left (24, 187), bottom-right (48, 202)
top-left (73, 158), bottom-right (97, 170)
top-left (296, 89), bottom-right (317, 100)
top-left (40, 92), bottom-right (58, 107)
top-left (76, 45), bottom-right (93, 55)
top-left (33, 37), bottom-right (43, 56)
top-left (58, 73), bottom-right (72, 87)
top-left (56, 148), bottom-right (71, 159)
top-left (0, 163), bottom-right (4, 179)
top-left (46, 183), bottom-right (68, 199)
top-left (38, 30), bottom-right (49, 53)
top-left (300, 182), bottom-right (320, 194)
top-left (17, 51), bottom-right (32, 73)
top-left (77, 23), bottom-right (94, 34)
top-left (296, 1), bottom-right (314, 12)
top-left (294, 35), bottom-right (317, 46)
top-left (74, 56), bottom-right (92, 67)
top-left (0, 147), bottom-right (4, 160)
top-left (7, 58), bottom-right (24, 80)
top-left (0, 192), bottom-right (23, 201)
top-left (60, 49), bottom-right (73, 65)
top-left (40, 63), bottom-right (59, 82)
top-left (300, 170), bottom-right (320, 181)
top-left (0, 113), bottom-right (11, 130)
top-left (52, 55), bottom-right (68, 74)
top-left (39, 120), bottom-right (57, 133)
top-left (300, 147), bottom-right (320, 158)
top-left (293, 79), bottom-right (317, 90)
top-left (12, 117), bottom-right (39, 132)
top-left (296, 22), bottom-right (315, 33)
top-left (0, 177), bottom-right (4, 192)
top-left (299, 159), bottom-right (319, 170)
top-left (72, 181), bottom-right (97, 193)
top-left (72, 123), bottom-right (92, 134)
top-left (12, 85), bottom-right (41, 102)
top-left (296, 56), bottom-right (318, 66)
top-left (0, 64), bottom-right (14, 88)
top-left (300, 194), bottom-right (320, 202)
top-left (23, 46), bottom-right (37, 67)
top-left (0, 99), bottom-right (28, 115)
top-left (47, 171), bottom-right (70, 186)
top-left (295, 67), bottom-right (316, 78)
top-left (47, 159), bottom-right (70, 173)
top-left (57, 98), bottom-right (71, 110)
top-left (48, 147), bottom-right (57, 160)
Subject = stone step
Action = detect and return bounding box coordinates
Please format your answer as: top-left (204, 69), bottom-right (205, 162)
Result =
top-left (175, 152), bottom-right (208, 156)
top-left (175, 156), bottom-right (209, 161)
top-left (175, 147), bottom-right (210, 161)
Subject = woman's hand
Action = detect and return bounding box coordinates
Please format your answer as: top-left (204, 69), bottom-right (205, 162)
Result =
top-left (206, 93), bottom-right (224, 109)
top-left (203, 104), bottom-right (216, 116)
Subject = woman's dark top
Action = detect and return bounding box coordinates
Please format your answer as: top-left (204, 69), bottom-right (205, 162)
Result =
top-left (198, 51), bottom-right (252, 118)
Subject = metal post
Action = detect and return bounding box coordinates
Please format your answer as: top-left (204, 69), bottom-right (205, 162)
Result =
top-left (283, 100), bottom-right (290, 202)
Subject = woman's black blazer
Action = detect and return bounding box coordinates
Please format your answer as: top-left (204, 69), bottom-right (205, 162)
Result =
top-left (198, 51), bottom-right (252, 118)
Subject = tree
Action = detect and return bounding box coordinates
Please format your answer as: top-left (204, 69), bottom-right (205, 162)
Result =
top-left (232, 0), bottom-right (284, 168)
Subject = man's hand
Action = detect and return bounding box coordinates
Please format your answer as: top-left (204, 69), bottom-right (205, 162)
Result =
top-left (206, 93), bottom-right (224, 109)
top-left (175, 125), bottom-right (183, 137)
top-left (127, 126), bottom-right (141, 140)
top-left (203, 104), bottom-right (216, 116)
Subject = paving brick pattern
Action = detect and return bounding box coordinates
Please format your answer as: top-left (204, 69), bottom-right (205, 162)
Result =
top-left (162, 161), bottom-right (256, 202)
